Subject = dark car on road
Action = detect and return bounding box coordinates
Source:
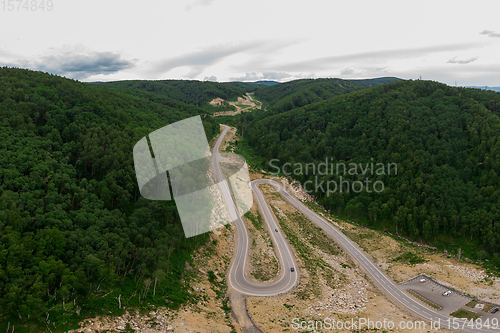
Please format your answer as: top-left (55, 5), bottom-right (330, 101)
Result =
top-left (290, 267), bottom-right (295, 272)
top-left (275, 229), bottom-right (278, 232)
top-left (492, 308), bottom-right (499, 314)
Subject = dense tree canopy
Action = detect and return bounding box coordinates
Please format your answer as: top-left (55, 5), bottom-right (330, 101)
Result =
top-left (98, 79), bottom-right (248, 107)
top-left (253, 77), bottom-right (401, 114)
top-left (0, 68), bottom-right (219, 328)
top-left (240, 80), bottom-right (500, 256)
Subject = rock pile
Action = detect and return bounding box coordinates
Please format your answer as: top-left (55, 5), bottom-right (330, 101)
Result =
top-left (307, 256), bottom-right (369, 315)
top-left (272, 177), bottom-right (317, 203)
top-left (444, 264), bottom-right (487, 282)
top-left (68, 310), bottom-right (175, 333)
top-left (322, 275), bottom-right (368, 314)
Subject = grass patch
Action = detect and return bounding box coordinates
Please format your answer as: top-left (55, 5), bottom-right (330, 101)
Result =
top-left (466, 300), bottom-right (478, 308)
top-left (245, 210), bottom-right (267, 236)
top-left (483, 304), bottom-right (494, 312)
top-left (251, 255), bottom-right (279, 281)
top-left (393, 251), bottom-right (427, 265)
top-left (273, 209), bottom-right (323, 299)
top-left (244, 210), bottom-right (279, 282)
top-left (466, 301), bottom-right (495, 313)
top-left (450, 308), bottom-right (482, 321)
top-left (407, 289), bottom-right (441, 310)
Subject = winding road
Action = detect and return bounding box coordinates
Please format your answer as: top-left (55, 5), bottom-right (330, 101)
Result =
top-left (213, 125), bottom-right (299, 296)
top-left (213, 125), bottom-right (498, 332)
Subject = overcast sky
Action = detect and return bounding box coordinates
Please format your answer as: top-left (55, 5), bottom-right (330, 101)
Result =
top-left (1, 0), bottom-right (499, 85)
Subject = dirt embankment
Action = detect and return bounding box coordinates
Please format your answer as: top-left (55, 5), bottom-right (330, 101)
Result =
top-left (212, 93), bottom-right (262, 116)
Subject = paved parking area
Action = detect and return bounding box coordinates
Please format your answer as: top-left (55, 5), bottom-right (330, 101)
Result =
top-left (399, 275), bottom-right (500, 328)
top-left (480, 308), bottom-right (500, 322)
top-left (400, 276), bottom-right (471, 315)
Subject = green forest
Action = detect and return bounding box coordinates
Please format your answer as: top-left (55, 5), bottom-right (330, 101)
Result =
top-left (0, 68), bottom-right (220, 330)
top-left (2, 68), bottom-right (500, 330)
top-left (239, 80), bottom-right (500, 265)
top-left (253, 77), bottom-right (400, 114)
top-left (98, 79), bottom-right (256, 107)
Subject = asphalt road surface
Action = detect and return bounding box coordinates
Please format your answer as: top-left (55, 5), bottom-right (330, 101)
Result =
top-left (213, 125), bottom-right (499, 332)
top-left (213, 125), bottom-right (299, 296)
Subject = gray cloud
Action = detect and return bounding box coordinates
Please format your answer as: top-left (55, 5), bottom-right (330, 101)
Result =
top-left (336, 67), bottom-right (390, 79)
top-left (480, 30), bottom-right (500, 38)
top-left (272, 42), bottom-right (482, 72)
top-left (148, 42), bottom-right (261, 79)
top-left (0, 48), bottom-right (16, 59)
top-left (13, 51), bottom-right (134, 80)
top-left (340, 68), bottom-right (355, 75)
top-left (204, 76), bottom-right (217, 82)
top-left (447, 56), bottom-right (478, 65)
top-left (261, 71), bottom-right (292, 80)
top-left (185, 0), bottom-right (215, 11)
top-left (389, 63), bottom-right (500, 87)
top-left (230, 71), bottom-right (292, 82)
top-left (149, 39), bottom-right (301, 79)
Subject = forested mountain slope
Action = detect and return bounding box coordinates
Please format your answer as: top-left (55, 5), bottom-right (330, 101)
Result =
top-left (253, 77), bottom-right (401, 114)
top-left (223, 81), bottom-right (271, 92)
top-left (240, 80), bottom-right (500, 260)
top-left (0, 68), bottom-right (218, 329)
top-left (99, 79), bottom-right (247, 106)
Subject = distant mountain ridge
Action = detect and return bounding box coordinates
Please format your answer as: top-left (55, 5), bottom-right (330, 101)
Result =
top-left (97, 77), bottom-right (401, 113)
top-left (247, 80), bottom-right (280, 85)
top-left (465, 86), bottom-right (500, 93)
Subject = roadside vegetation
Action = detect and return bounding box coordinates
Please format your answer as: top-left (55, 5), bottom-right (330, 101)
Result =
top-left (450, 308), bottom-right (482, 321)
top-left (466, 300), bottom-right (495, 312)
top-left (244, 210), bottom-right (279, 282)
top-left (393, 251), bottom-right (427, 265)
